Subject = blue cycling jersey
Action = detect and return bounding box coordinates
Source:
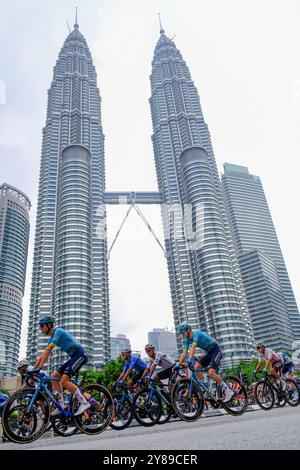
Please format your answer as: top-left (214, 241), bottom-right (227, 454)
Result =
top-left (48, 327), bottom-right (81, 357)
top-left (123, 355), bottom-right (147, 373)
top-left (184, 330), bottom-right (217, 352)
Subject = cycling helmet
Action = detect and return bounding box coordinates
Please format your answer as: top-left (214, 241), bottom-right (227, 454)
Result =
top-left (121, 348), bottom-right (131, 354)
top-left (178, 322), bottom-right (192, 334)
top-left (38, 315), bottom-right (54, 326)
top-left (17, 359), bottom-right (29, 370)
top-left (256, 341), bottom-right (265, 349)
top-left (145, 343), bottom-right (155, 350)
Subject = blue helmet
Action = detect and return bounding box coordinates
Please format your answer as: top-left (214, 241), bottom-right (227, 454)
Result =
top-left (38, 315), bottom-right (54, 326)
top-left (178, 322), bottom-right (192, 334)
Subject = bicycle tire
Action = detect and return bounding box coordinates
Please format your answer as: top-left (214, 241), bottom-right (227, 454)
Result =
top-left (73, 383), bottom-right (113, 435)
top-left (221, 375), bottom-right (248, 416)
top-left (285, 379), bottom-right (300, 407)
top-left (132, 388), bottom-right (162, 427)
top-left (171, 378), bottom-right (204, 422)
top-left (255, 380), bottom-right (275, 410)
top-left (110, 393), bottom-right (133, 430)
top-left (50, 415), bottom-right (79, 437)
top-left (2, 387), bottom-right (50, 444)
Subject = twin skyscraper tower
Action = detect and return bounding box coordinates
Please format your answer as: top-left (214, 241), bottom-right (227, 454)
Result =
top-left (26, 19), bottom-right (299, 369)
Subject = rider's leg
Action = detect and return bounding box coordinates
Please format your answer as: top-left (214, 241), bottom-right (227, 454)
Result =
top-left (51, 370), bottom-right (63, 398)
top-left (271, 366), bottom-right (286, 391)
top-left (61, 374), bottom-right (89, 410)
top-left (194, 362), bottom-right (205, 381)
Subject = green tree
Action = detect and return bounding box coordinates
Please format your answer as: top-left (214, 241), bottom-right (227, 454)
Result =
top-left (225, 358), bottom-right (258, 385)
top-left (79, 357), bottom-right (124, 388)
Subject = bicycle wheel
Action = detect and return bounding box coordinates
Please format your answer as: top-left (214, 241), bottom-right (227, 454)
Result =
top-left (255, 380), bottom-right (275, 410)
top-left (110, 393), bottom-right (133, 430)
top-left (73, 384), bottom-right (113, 435)
top-left (2, 388), bottom-right (50, 444)
top-left (171, 378), bottom-right (204, 422)
top-left (51, 415), bottom-right (78, 437)
top-left (285, 379), bottom-right (300, 407)
top-left (132, 388), bottom-right (162, 427)
top-left (221, 375), bottom-right (248, 416)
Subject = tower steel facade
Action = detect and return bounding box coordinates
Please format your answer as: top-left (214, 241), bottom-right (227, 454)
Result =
top-left (149, 29), bottom-right (254, 364)
top-left (27, 21), bottom-right (109, 368)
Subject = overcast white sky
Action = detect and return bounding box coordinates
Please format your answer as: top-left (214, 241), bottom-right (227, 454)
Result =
top-left (0, 0), bottom-right (299, 358)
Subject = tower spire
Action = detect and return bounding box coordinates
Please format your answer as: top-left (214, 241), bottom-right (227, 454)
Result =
top-left (158, 12), bottom-right (165, 34)
top-left (74, 6), bottom-right (79, 29)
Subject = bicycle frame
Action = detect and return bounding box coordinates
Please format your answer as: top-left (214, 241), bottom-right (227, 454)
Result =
top-left (186, 365), bottom-right (221, 404)
top-left (258, 371), bottom-right (283, 397)
top-left (147, 380), bottom-right (171, 406)
top-left (27, 375), bottom-right (73, 417)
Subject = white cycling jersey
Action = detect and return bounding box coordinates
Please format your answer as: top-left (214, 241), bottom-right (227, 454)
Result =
top-left (148, 352), bottom-right (175, 371)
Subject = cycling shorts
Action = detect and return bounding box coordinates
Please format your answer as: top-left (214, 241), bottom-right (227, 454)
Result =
top-left (155, 365), bottom-right (175, 381)
top-left (56, 347), bottom-right (88, 378)
top-left (282, 362), bottom-right (294, 375)
top-left (196, 344), bottom-right (222, 370)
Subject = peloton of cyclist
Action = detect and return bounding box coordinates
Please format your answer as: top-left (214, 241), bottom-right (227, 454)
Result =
top-left (143, 343), bottom-right (176, 392)
top-left (178, 322), bottom-right (234, 402)
top-left (253, 341), bottom-right (286, 391)
top-left (115, 348), bottom-right (147, 389)
top-left (34, 315), bottom-right (90, 416)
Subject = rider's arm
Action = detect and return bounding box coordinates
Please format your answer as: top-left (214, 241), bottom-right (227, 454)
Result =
top-left (265, 359), bottom-right (271, 369)
top-left (142, 367), bottom-right (150, 378)
top-left (116, 371), bottom-right (125, 382)
top-left (179, 349), bottom-right (187, 365)
top-left (34, 344), bottom-right (54, 368)
top-left (122, 368), bottom-right (133, 381)
top-left (255, 360), bottom-right (262, 371)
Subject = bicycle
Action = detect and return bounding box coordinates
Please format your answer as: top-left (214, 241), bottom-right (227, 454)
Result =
top-left (171, 364), bottom-right (248, 422)
top-left (110, 382), bottom-right (134, 430)
top-left (254, 370), bottom-right (299, 410)
top-left (133, 364), bottom-right (185, 427)
top-left (2, 369), bottom-right (113, 444)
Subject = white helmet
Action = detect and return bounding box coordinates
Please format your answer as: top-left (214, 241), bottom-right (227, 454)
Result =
top-left (17, 358), bottom-right (29, 370)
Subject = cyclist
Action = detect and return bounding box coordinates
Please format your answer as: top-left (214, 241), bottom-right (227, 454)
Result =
top-left (253, 341), bottom-right (286, 391)
top-left (178, 322), bottom-right (234, 402)
top-left (143, 343), bottom-right (176, 392)
top-left (34, 315), bottom-right (90, 416)
top-left (17, 358), bottom-right (31, 386)
top-left (115, 348), bottom-right (147, 389)
top-left (279, 352), bottom-right (294, 380)
top-left (17, 358), bottom-right (52, 391)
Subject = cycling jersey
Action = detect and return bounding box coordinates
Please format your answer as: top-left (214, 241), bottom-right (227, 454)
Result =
top-left (123, 355), bottom-right (147, 373)
top-left (184, 330), bottom-right (217, 352)
top-left (47, 327), bottom-right (81, 357)
top-left (258, 348), bottom-right (282, 365)
top-left (147, 352), bottom-right (175, 370)
top-left (279, 352), bottom-right (292, 365)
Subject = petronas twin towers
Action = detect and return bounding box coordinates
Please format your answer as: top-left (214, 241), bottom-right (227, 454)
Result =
top-left (27, 18), bottom-right (255, 368)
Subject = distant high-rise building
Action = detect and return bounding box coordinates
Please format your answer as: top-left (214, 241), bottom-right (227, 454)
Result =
top-left (148, 328), bottom-right (177, 358)
top-left (110, 334), bottom-right (131, 360)
top-left (0, 183), bottom-right (30, 377)
top-left (149, 26), bottom-right (254, 364)
top-left (222, 163), bottom-right (300, 348)
top-left (239, 250), bottom-right (294, 352)
top-left (26, 18), bottom-right (109, 369)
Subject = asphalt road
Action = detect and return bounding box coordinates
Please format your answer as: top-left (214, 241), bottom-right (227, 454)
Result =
top-left (1, 406), bottom-right (300, 450)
